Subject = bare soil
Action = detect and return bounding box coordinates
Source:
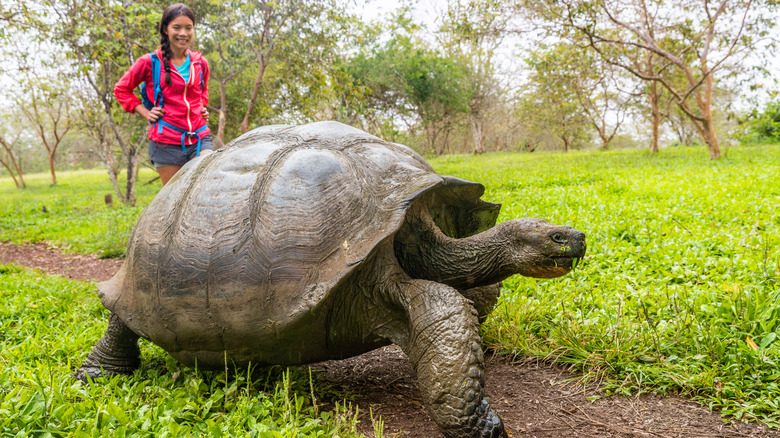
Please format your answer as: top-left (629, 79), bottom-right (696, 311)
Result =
top-left (0, 241), bottom-right (123, 282)
top-left (1, 241), bottom-right (776, 438)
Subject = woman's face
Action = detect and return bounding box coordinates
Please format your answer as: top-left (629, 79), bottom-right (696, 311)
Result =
top-left (166, 15), bottom-right (194, 52)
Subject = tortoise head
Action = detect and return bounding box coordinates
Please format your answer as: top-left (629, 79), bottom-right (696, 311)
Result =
top-left (499, 218), bottom-right (587, 279)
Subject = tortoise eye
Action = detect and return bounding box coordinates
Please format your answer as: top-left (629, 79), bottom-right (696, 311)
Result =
top-left (551, 233), bottom-right (566, 244)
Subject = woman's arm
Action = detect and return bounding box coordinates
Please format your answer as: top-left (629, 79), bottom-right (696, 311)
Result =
top-left (201, 57), bottom-right (210, 106)
top-left (114, 56), bottom-right (151, 114)
top-left (200, 57), bottom-right (210, 122)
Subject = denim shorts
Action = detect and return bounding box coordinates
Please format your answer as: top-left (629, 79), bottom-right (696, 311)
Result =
top-left (149, 134), bottom-right (214, 167)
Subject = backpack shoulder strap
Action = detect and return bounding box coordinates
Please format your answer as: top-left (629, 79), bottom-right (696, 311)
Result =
top-left (149, 52), bottom-right (163, 108)
top-left (191, 51), bottom-right (206, 91)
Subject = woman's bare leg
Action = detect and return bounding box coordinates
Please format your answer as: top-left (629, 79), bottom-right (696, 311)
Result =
top-left (156, 165), bottom-right (182, 186)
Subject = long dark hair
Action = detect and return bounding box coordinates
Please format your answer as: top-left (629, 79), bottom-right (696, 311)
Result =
top-left (159, 3), bottom-right (195, 86)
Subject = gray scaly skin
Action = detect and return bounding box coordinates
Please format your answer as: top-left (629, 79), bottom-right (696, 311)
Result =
top-left (389, 202), bottom-right (586, 437)
top-left (72, 313), bottom-right (140, 381)
top-left (394, 201), bottom-right (587, 288)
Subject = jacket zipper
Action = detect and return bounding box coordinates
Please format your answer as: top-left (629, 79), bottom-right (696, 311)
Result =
top-left (166, 54), bottom-right (199, 143)
top-left (184, 81), bottom-right (191, 132)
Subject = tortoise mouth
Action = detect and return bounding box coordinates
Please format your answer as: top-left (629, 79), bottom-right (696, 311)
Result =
top-left (521, 255), bottom-right (583, 279)
top-left (553, 255), bottom-right (583, 270)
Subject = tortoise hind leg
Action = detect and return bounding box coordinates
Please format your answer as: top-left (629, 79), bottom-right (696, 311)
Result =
top-left (380, 279), bottom-right (508, 438)
top-left (73, 313), bottom-right (140, 381)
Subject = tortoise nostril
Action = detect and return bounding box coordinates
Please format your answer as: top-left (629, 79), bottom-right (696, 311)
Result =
top-left (551, 233), bottom-right (566, 244)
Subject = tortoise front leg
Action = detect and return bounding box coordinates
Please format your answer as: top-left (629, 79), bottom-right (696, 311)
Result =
top-left (460, 283), bottom-right (501, 323)
top-left (381, 279), bottom-right (507, 438)
top-left (73, 313), bottom-right (140, 381)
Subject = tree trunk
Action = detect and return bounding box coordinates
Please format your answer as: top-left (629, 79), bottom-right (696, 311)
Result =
top-left (107, 166), bottom-right (123, 203)
top-left (0, 137), bottom-right (25, 188)
top-left (701, 71), bottom-right (721, 160)
top-left (703, 118), bottom-right (721, 160)
top-left (48, 152), bottom-right (57, 185)
top-left (427, 123), bottom-right (440, 155)
top-left (0, 162), bottom-right (22, 188)
top-left (594, 121), bottom-right (610, 149)
top-left (470, 113), bottom-right (485, 154)
top-left (103, 139), bottom-right (125, 204)
top-left (214, 80), bottom-right (228, 149)
top-left (648, 82), bottom-right (660, 154)
top-left (240, 61), bottom-right (268, 133)
top-left (124, 148), bottom-right (140, 206)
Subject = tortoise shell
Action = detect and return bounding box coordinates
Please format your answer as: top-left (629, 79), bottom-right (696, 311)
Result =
top-left (99, 121), bottom-right (499, 366)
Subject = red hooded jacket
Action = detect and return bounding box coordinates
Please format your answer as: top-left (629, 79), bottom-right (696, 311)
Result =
top-left (114, 48), bottom-right (211, 146)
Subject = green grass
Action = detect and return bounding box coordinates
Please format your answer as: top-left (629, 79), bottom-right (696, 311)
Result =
top-left (0, 264), bottom-right (363, 437)
top-left (2, 144), bottom-right (780, 429)
top-left (429, 145), bottom-right (780, 425)
top-left (0, 169), bottom-right (160, 258)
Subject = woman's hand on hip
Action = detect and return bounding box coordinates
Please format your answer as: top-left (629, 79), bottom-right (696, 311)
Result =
top-left (146, 107), bottom-right (165, 123)
top-left (134, 104), bottom-right (165, 123)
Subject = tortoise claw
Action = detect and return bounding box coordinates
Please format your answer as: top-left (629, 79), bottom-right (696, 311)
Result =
top-left (72, 360), bottom-right (136, 383)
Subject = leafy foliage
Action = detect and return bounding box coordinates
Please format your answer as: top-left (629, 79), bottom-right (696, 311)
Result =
top-left (518, 46), bottom-right (592, 152)
top-left (339, 11), bottom-right (472, 154)
top-left (0, 265), bottom-right (363, 436)
top-left (741, 99), bottom-right (780, 142)
top-left (194, 0), bottom-right (354, 142)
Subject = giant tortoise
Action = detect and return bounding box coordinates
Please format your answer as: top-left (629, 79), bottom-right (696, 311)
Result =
top-left (76, 121), bottom-right (586, 438)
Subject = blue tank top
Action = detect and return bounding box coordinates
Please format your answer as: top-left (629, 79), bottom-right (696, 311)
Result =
top-left (175, 53), bottom-right (191, 83)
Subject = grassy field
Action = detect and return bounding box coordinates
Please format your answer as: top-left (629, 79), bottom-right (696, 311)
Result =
top-left (0, 169), bottom-right (161, 258)
top-left (1, 144), bottom-right (779, 433)
top-left (0, 265), bottom-right (363, 436)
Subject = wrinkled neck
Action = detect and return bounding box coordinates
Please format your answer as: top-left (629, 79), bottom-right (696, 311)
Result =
top-left (394, 212), bottom-right (517, 290)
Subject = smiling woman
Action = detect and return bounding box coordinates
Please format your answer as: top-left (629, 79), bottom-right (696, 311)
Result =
top-left (113, 3), bottom-right (213, 186)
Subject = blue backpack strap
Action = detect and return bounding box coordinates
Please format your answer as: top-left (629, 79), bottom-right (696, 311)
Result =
top-left (150, 52), bottom-right (163, 109)
top-left (140, 52), bottom-right (163, 122)
top-left (140, 52), bottom-right (160, 110)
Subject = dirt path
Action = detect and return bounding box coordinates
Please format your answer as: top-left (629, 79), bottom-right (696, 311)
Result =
top-left (0, 242), bottom-right (123, 282)
top-left (1, 242), bottom-right (776, 437)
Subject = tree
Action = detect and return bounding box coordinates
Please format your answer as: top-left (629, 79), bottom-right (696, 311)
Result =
top-left (533, 43), bottom-right (633, 149)
top-left (191, 0), bottom-right (353, 143)
top-left (0, 131), bottom-right (25, 188)
top-left (741, 97), bottom-right (780, 141)
top-left (440, 0), bottom-right (512, 154)
top-left (519, 46), bottom-right (593, 152)
top-left (524, 0), bottom-right (778, 159)
top-left (46, 0), bottom-right (163, 205)
top-left (211, 0), bottom-right (348, 134)
top-left (343, 12), bottom-right (471, 154)
top-left (193, 0), bottom-right (249, 148)
top-left (16, 80), bottom-right (72, 185)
